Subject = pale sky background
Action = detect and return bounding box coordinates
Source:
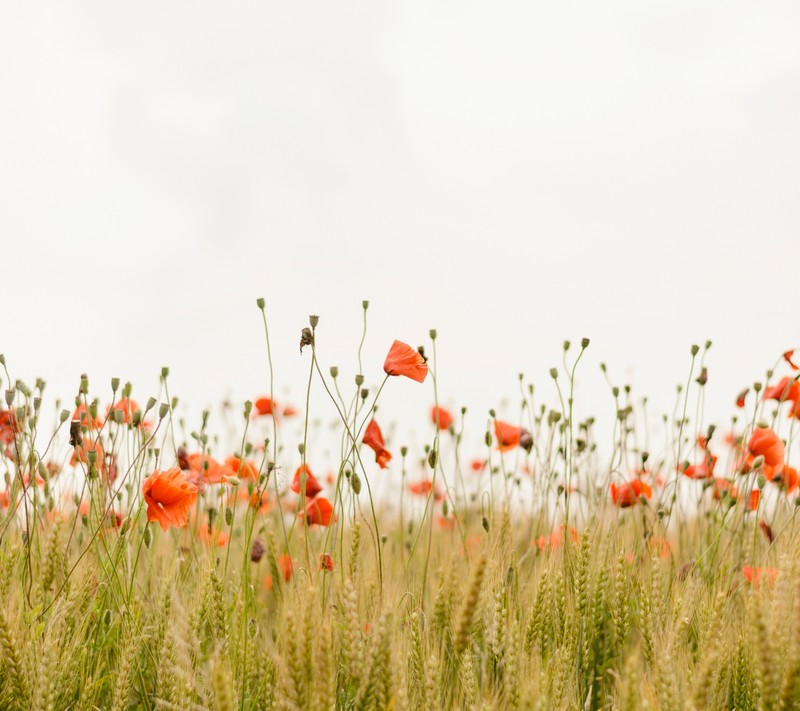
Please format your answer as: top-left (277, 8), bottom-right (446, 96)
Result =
top-left (1, 1), bottom-right (799, 462)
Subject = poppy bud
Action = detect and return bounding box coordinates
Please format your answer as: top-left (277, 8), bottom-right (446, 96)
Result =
top-left (705, 340), bottom-right (712, 350)
top-left (355, 374), bottom-right (364, 386)
top-left (330, 366), bottom-right (339, 378)
top-left (87, 449), bottom-right (98, 465)
top-left (225, 507), bottom-right (233, 525)
top-left (753, 382), bottom-right (762, 393)
top-left (143, 524), bottom-right (152, 548)
top-left (690, 344), bottom-right (699, 356)
top-left (563, 341), bottom-right (570, 352)
top-left (600, 362), bottom-right (607, 372)
top-left (351, 472), bottom-right (362, 495)
top-left (485, 431), bottom-right (492, 447)
top-left (549, 368), bottom-right (558, 379)
top-left (112, 409), bottom-right (122, 425)
top-left (251, 538), bottom-right (265, 562)
top-left (298, 443), bottom-right (305, 455)
top-left (428, 449), bottom-right (437, 469)
top-left (256, 297), bottom-right (265, 309)
top-left (581, 337), bottom-right (590, 348)
top-left (482, 516), bottom-right (489, 532)
top-left (0, 354), bottom-right (4, 365)
top-left (103, 609), bottom-right (112, 626)
top-left (429, 329), bottom-right (437, 340)
top-left (244, 401), bottom-right (252, 417)
top-left (309, 315), bottom-right (319, 328)
top-left (752, 456), bottom-right (765, 470)
top-left (223, 476), bottom-right (241, 488)
top-left (757, 474), bottom-right (767, 490)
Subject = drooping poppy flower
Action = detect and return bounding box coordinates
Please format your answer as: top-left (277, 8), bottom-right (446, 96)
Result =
top-left (494, 420), bottom-right (522, 452)
top-left (742, 566), bottom-right (779, 589)
top-left (735, 388), bottom-right (749, 409)
top-left (784, 350), bottom-right (800, 371)
top-left (320, 553), bottom-right (334, 571)
top-left (225, 455), bottom-right (258, 480)
top-left (291, 464), bottom-right (323, 498)
top-left (610, 479), bottom-right (652, 508)
top-left (253, 397), bottom-right (278, 417)
top-left (363, 419), bottom-right (392, 469)
top-left (383, 340), bottom-right (428, 383)
top-left (682, 454), bottom-right (718, 480)
top-left (302, 497), bottom-right (335, 526)
top-left (142, 467), bottom-right (198, 532)
top-left (748, 427), bottom-right (785, 469)
top-left (431, 406), bottom-right (453, 431)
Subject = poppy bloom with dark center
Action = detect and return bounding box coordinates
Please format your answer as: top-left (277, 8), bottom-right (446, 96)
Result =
top-left (494, 420), bottom-right (522, 451)
top-left (383, 340), bottom-right (428, 383)
top-left (610, 479), bottom-right (652, 508)
top-left (291, 464), bottom-right (323, 498)
top-left (142, 467), bottom-right (198, 532)
top-left (748, 427), bottom-right (785, 469)
top-left (431, 406), bottom-right (453, 431)
top-left (363, 419), bottom-right (392, 469)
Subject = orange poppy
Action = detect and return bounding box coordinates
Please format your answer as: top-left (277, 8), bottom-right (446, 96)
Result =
top-left (302, 497), bottom-right (335, 526)
top-left (225, 455), bottom-right (258, 480)
top-left (494, 420), bottom-right (522, 452)
top-left (742, 566), bottom-right (779, 589)
top-left (610, 479), bottom-right (652, 508)
top-left (72, 404), bottom-right (101, 429)
top-left (535, 524), bottom-right (579, 552)
top-left (291, 464), bottom-right (323, 498)
top-left (763, 377), bottom-right (800, 407)
top-left (282, 405), bottom-right (298, 417)
top-left (198, 524), bottom-right (229, 547)
top-left (278, 553), bottom-right (293, 581)
top-left (363, 419), bottom-right (392, 469)
top-left (431, 406), bottom-right (453, 431)
top-left (320, 553), bottom-right (334, 571)
top-left (748, 427), bottom-right (785, 469)
top-left (70, 438), bottom-right (105, 473)
top-left (682, 454), bottom-right (717, 480)
top-left (142, 467), bottom-right (198, 532)
top-left (408, 479), bottom-right (444, 500)
top-left (383, 340), bottom-right (428, 383)
top-left (784, 350), bottom-right (799, 371)
top-left (470, 459), bottom-right (486, 472)
top-left (187, 453), bottom-right (230, 485)
top-left (253, 397), bottom-right (278, 416)
top-left (106, 398), bottom-right (142, 425)
top-left (771, 465), bottom-right (799, 493)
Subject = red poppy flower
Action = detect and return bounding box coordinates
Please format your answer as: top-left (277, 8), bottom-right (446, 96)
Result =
top-left (320, 553), bottom-right (334, 571)
top-left (199, 524), bottom-right (229, 547)
top-left (610, 479), bottom-right (652, 508)
top-left (225, 455), bottom-right (258, 480)
top-left (408, 479), bottom-right (444, 500)
top-left (302, 497), bottom-right (335, 526)
top-left (748, 427), bottom-right (785, 469)
top-left (383, 340), bottom-right (428, 383)
top-left (682, 454), bottom-right (717, 480)
top-left (363, 419), bottom-right (392, 468)
top-left (784, 350), bottom-right (799, 371)
top-left (470, 459), bottom-right (486, 472)
top-left (431, 406), bottom-right (453, 431)
top-left (763, 377), bottom-right (800, 407)
top-left (72, 404), bottom-right (101, 429)
top-left (494, 420), bottom-right (522, 452)
top-left (106, 398), bottom-right (142, 425)
top-left (770, 465), bottom-right (799, 494)
top-left (534, 524), bottom-right (579, 552)
top-left (142, 467), bottom-right (198, 532)
top-left (253, 397), bottom-right (278, 416)
top-left (291, 464), bottom-right (323, 498)
top-left (282, 405), bottom-right (298, 417)
top-left (70, 438), bottom-right (105, 473)
top-left (187, 454), bottom-right (230, 486)
top-left (743, 566), bottom-right (779, 589)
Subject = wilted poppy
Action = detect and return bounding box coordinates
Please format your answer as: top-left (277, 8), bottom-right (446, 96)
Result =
top-left (363, 419), bottom-right (392, 469)
top-left (303, 497), bottom-right (335, 526)
top-left (383, 340), bottom-right (428, 383)
top-left (431, 406), bottom-right (453, 431)
top-left (142, 467), bottom-right (198, 532)
top-left (320, 553), bottom-right (334, 571)
top-left (494, 420), bottom-right (522, 452)
top-left (748, 427), bottom-right (785, 469)
top-left (291, 464), bottom-right (323, 498)
top-left (610, 479), bottom-right (652, 508)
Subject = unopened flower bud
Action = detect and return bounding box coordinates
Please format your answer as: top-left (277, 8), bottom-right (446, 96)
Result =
top-left (429, 329), bottom-right (437, 340)
top-left (360, 388), bottom-right (369, 400)
top-left (362, 300), bottom-right (369, 310)
top-left (752, 455), bottom-right (764, 470)
top-left (428, 449), bottom-right (438, 468)
top-left (690, 344), bottom-right (699, 356)
top-left (145, 397), bottom-right (157, 412)
top-left (549, 368), bottom-right (558, 379)
top-left (351, 471), bottom-right (362, 495)
top-left (563, 340), bottom-right (570, 352)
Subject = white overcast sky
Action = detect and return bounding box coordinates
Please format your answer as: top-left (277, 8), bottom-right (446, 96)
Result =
top-left (1, 1), bottom-right (799, 458)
